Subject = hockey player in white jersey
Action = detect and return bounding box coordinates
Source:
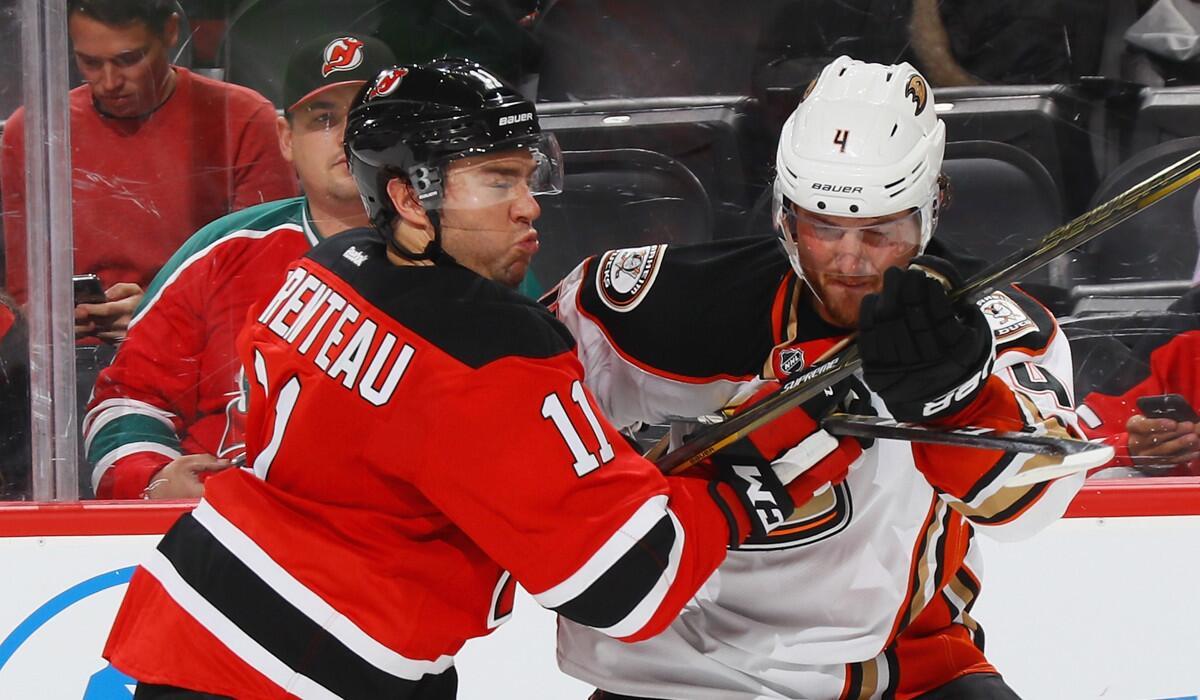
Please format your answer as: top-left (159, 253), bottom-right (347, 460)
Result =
top-left (550, 56), bottom-right (1086, 699)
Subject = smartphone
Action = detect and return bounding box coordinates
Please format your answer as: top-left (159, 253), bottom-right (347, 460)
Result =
top-left (1136, 393), bottom-right (1200, 422)
top-left (72, 274), bottom-right (106, 305)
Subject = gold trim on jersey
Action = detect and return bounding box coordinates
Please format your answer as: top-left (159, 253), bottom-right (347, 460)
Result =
top-left (952, 395), bottom-right (1072, 523)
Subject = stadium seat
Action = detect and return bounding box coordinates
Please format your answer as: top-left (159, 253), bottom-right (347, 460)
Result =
top-left (536, 97), bottom-right (764, 238)
top-left (932, 85), bottom-right (1098, 217)
top-left (1073, 136), bottom-right (1200, 285)
top-left (937, 140), bottom-right (1068, 286)
top-left (1131, 85), bottom-right (1200, 153)
top-left (1070, 280), bottom-right (1193, 316)
top-left (530, 148), bottom-right (712, 291)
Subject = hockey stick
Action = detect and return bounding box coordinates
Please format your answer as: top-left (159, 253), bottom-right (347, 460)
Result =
top-left (822, 414), bottom-right (1115, 486)
top-left (656, 148), bottom-right (1200, 475)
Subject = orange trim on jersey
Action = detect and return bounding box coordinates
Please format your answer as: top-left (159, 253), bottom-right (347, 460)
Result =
top-left (569, 259), bottom-right (759, 385)
top-left (837, 664), bottom-right (855, 700)
top-left (769, 269), bottom-right (796, 347)
top-left (768, 508), bottom-right (839, 536)
top-left (885, 494), bottom-right (941, 646)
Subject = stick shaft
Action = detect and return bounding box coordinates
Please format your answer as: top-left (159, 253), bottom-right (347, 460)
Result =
top-left (822, 414), bottom-right (1106, 456)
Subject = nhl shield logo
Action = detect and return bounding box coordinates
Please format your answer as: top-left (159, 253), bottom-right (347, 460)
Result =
top-left (778, 348), bottom-right (806, 377)
top-left (321, 37), bottom-right (365, 77)
top-left (367, 67), bottom-right (408, 99)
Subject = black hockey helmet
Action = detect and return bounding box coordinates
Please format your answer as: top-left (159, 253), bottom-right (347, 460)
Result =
top-left (344, 57), bottom-right (561, 261)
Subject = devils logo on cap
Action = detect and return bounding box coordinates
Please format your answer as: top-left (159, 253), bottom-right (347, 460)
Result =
top-left (322, 37), bottom-right (365, 77)
top-left (367, 67), bottom-right (409, 99)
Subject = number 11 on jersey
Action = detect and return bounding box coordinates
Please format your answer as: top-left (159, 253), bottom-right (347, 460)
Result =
top-left (542, 380), bottom-right (615, 477)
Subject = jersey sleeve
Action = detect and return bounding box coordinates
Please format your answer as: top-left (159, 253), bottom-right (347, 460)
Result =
top-left (229, 100), bottom-right (298, 211)
top-left (910, 288), bottom-right (1086, 541)
top-left (549, 242), bottom-right (780, 429)
top-left (400, 349), bottom-right (747, 643)
top-left (84, 240), bottom-right (221, 498)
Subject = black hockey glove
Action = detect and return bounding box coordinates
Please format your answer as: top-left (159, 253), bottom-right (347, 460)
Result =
top-left (858, 256), bottom-right (995, 423)
top-left (708, 377), bottom-right (866, 542)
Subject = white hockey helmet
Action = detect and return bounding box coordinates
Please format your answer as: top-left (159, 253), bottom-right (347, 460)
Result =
top-left (773, 56), bottom-right (946, 273)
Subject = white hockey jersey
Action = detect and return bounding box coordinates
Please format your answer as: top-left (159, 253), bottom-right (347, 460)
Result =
top-left (548, 237), bottom-right (1085, 700)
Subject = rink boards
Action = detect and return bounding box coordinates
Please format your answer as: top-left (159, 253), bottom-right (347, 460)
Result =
top-left (0, 480), bottom-right (1197, 700)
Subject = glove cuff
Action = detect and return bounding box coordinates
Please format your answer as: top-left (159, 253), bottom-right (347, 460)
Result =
top-left (711, 458), bottom-right (795, 541)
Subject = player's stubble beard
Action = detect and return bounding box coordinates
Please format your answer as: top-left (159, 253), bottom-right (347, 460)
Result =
top-left (803, 272), bottom-right (880, 330)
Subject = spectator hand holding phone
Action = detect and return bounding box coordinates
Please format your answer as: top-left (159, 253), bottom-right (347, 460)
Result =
top-left (74, 279), bottom-right (144, 343)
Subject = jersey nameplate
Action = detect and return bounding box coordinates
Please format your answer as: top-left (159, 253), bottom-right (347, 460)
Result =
top-left (977, 291), bottom-right (1037, 343)
top-left (597, 244), bottom-right (666, 312)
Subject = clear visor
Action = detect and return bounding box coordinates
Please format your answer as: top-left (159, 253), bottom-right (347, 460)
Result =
top-left (428, 132), bottom-right (563, 211)
top-left (788, 206), bottom-right (923, 252)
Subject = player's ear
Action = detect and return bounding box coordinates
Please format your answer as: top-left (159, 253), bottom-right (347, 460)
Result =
top-left (276, 115), bottom-right (294, 163)
top-left (162, 12), bottom-right (180, 50)
top-left (388, 177), bottom-right (430, 229)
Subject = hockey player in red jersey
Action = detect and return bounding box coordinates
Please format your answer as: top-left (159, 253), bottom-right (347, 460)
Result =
top-left (102, 59), bottom-right (870, 699)
top-left (552, 56), bottom-right (1088, 699)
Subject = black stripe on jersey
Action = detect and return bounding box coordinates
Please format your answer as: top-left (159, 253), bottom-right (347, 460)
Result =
top-left (972, 620), bottom-right (987, 652)
top-left (968, 479), bottom-right (1050, 526)
top-left (305, 229), bottom-right (575, 368)
top-left (575, 237), bottom-right (792, 379)
top-left (551, 514), bottom-right (676, 629)
top-left (158, 514), bottom-right (457, 699)
top-left (941, 589), bottom-right (961, 620)
top-left (882, 647), bottom-right (900, 700)
top-left (956, 567), bottom-right (982, 607)
top-left (843, 661), bottom-right (865, 700)
top-left (960, 452), bottom-right (1018, 505)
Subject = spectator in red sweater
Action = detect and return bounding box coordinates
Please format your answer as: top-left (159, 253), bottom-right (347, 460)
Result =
top-left (1078, 286), bottom-right (1200, 476)
top-left (1, 0), bottom-right (297, 343)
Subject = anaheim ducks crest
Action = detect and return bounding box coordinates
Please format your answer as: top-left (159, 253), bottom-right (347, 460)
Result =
top-left (904, 74), bottom-right (928, 116)
top-left (597, 244), bottom-right (666, 312)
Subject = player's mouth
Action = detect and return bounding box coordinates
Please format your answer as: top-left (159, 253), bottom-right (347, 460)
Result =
top-left (824, 275), bottom-right (877, 292)
top-left (515, 231), bottom-right (539, 255)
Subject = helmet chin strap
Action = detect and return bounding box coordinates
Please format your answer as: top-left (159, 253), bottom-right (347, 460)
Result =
top-left (379, 206), bottom-right (459, 266)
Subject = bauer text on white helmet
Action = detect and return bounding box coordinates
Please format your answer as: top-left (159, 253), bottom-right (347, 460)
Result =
top-left (773, 55), bottom-right (947, 271)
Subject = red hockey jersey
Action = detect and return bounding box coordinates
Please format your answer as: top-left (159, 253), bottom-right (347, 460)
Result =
top-left (104, 229), bottom-right (755, 699)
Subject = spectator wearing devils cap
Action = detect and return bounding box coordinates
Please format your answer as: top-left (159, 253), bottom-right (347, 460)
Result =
top-left (1, 0), bottom-right (297, 344)
top-left (84, 32), bottom-right (395, 499)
